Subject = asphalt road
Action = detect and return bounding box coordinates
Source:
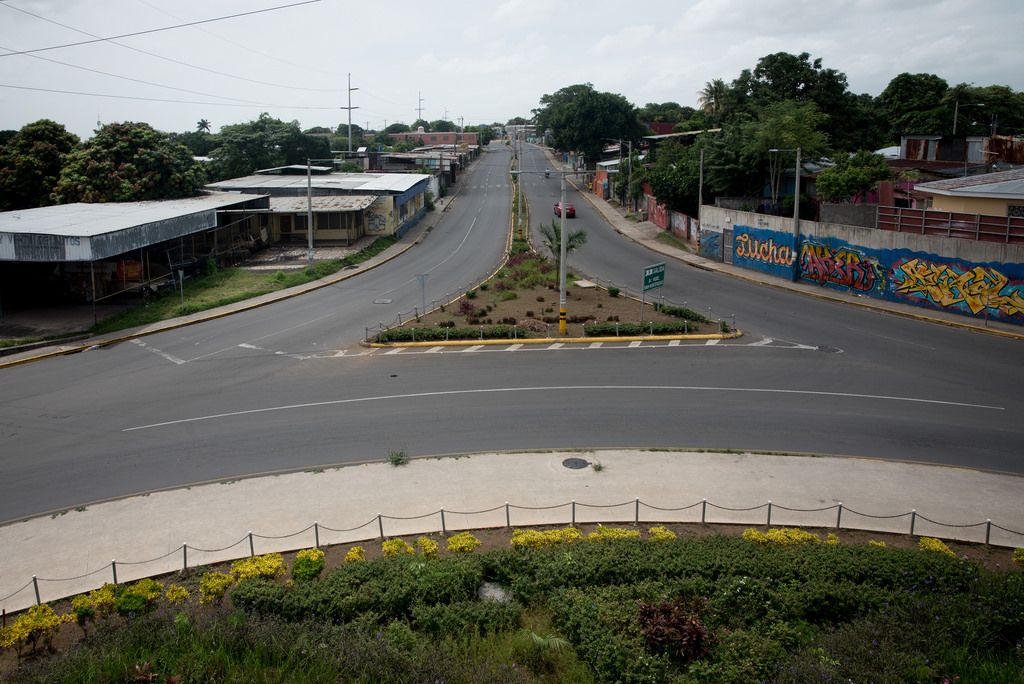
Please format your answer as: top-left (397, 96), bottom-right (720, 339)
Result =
top-left (1, 141), bottom-right (1022, 524)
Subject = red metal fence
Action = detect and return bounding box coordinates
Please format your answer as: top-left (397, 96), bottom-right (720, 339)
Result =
top-left (876, 206), bottom-right (1024, 244)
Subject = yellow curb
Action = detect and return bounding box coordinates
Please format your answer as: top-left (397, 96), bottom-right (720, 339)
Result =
top-left (367, 330), bottom-right (742, 348)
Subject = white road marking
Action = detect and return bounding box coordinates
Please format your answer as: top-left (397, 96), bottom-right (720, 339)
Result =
top-left (130, 339), bottom-right (186, 365)
top-left (628, 341), bottom-right (642, 348)
top-left (705, 339), bottom-right (719, 346)
top-left (124, 384), bottom-right (1004, 432)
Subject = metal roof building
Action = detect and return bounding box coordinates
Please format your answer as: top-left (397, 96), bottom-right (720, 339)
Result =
top-left (205, 172), bottom-right (429, 197)
top-left (0, 194), bottom-right (266, 263)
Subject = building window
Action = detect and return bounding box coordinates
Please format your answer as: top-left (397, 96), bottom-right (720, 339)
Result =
top-left (1008, 204), bottom-right (1024, 218)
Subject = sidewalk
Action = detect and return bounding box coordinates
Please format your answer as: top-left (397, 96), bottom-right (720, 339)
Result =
top-left (2, 449), bottom-right (1023, 613)
top-left (543, 147), bottom-right (1024, 342)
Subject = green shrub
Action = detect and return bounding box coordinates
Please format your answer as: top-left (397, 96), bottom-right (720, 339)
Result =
top-left (607, 286), bottom-right (620, 297)
top-left (291, 548), bottom-right (325, 582)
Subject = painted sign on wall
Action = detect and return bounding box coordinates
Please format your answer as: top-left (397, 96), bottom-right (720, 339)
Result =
top-left (800, 242), bottom-right (884, 294)
top-left (732, 226), bottom-right (797, 280)
top-left (891, 257), bottom-right (1024, 319)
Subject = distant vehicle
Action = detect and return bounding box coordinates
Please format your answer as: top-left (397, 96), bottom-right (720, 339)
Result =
top-left (554, 201), bottom-right (575, 218)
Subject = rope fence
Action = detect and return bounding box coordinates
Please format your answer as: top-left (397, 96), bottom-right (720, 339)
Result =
top-left (2, 496), bottom-right (1021, 614)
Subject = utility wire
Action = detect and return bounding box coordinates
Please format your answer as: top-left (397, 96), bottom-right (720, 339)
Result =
top-left (0, 45), bottom-right (329, 107)
top-left (1, 2), bottom-right (342, 93)
top-left (0, 0), bottom-right (320, 57)
top-left (0, 83), bottom-right (340, 109)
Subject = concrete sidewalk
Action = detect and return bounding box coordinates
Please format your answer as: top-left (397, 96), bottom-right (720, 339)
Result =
top-left (2, 449), bottom-right (1023, 613)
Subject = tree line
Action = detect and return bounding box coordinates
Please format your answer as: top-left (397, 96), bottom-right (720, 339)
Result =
top-left (531, 51), bottom-right (1024, 217)
top-left (0, 114), bottom-right (499, 212)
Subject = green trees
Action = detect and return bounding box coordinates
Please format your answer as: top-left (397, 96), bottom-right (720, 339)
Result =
top-left (0, 119), bottom-right (79, 210)
top-left (533, 83), bottom-right (646, 167)
top-left (51, 122), bottom-right (205, 204)
top-left (816, 150), bottom-right (892, 203)
top-left (538, 220), bottom-right (587, 277)
top-left (209, 113), bottom-right (331, 180)
top-left (877, 72), bottom-right (952, 142)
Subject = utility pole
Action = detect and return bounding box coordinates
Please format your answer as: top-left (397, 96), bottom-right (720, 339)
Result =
top-left (340, 73), bottom-right (359, 153)
top-left (559, 172), bottom-right (567, 335)
top-left (306, 158), bottom-right (314, 273)
top-left (416, 92), bottom-right (425, 122)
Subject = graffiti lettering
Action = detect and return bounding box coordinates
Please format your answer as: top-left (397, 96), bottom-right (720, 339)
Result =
top-left (893, 258), bottom-right (1024, 318)
top-left (367, 212), bottom-right (387, 233)
top-left (800, 244), bottom-right (882, 293)
top-left (734, 233), bottom-right (794, 266)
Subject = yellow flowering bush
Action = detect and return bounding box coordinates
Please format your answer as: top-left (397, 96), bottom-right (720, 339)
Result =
top-left (743, 527), bottom-right (821, 545)
top-left (446, 531), bottom-right (482, 554)
top-left (0, 604), bottom-right (72, 656)
top-left (511, 527), bottom-right (583, 549)
top-left (166, 584), bottom-right (191, 604)
top-left (826, 533), bottom-right (840, 545)
top-left (919, 537), bottom-right (955, 557)
top-left (1014, 548), bottom-right (1024, 567)
top-left (382, 539), bottom-right (415, 557)
top-left (869, 540), bottom-right (888, 548)
top-left (232, 553), bottom-right (287, 582)
top-left (587, 526), bottom-right (641, 542)
top-left (417, 537), bottom-right (439, 560)
top-left (345, 546), bottom-right (366, 563)
top-left (291, 548), bottom-right (326, 582)
top-left (648, 526), bottom-right (677, 542)
top-left (200, 572), bottom-right (234, 604)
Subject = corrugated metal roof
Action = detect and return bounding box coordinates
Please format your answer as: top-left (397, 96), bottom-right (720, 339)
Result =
top-left (914, 168), bottom-right (1024, 197)
top-left (265, 196), bottom-right (378, 213)
top-left (206, 172), bottom-right (429, 195)
top-left (0, 194), bottom-right (260, 238)
top-left (0, 194), bottom-right (265, 262)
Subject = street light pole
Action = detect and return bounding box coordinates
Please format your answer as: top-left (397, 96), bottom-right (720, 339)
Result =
top-left (307, 158), bottom-right (314, 274)
top-left (559, 172), bottom-right (567, 335)
top-left (769, 147), bottom-right (801, 281)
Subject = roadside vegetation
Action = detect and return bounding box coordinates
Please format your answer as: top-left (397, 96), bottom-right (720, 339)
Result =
top-left (3, 527), bottom-right (1022, 682)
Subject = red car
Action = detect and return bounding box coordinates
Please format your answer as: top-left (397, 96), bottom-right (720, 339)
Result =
top-left (554, 201), bottom-right (576, 218)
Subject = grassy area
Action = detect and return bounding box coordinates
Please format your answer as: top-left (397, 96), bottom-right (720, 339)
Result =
top-left (4, 528), bottom-right (1022, 682)
top-left (62, 237), bottom-right (397, 339)
top-left (655, 230), bottom-right (690, 252)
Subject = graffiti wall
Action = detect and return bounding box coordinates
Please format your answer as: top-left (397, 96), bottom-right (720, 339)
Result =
top-left (891, 257), bottom-right (1024, 320)
top-left (732, 225), bottom-right (797, 280)
top-left (698, 206), bottom-right (1024, 325)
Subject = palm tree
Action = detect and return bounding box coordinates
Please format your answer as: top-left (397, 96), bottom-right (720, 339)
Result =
top-left (697, 79), bottom-right (726, 125)
top-left (538, 220), bottom-right (587, 277)
top-left (196, 119), bottom-right (211, 134)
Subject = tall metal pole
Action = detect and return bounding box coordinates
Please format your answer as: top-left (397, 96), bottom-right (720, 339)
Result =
top-left (347, 73), bottom-right (359, 153)
top-left (307, 158), bottom-right (314, 274)
top-left (559, 173), bottom-right (567, 335)
top-left (791, 147), bottom-right (801, 282)
top-left (517, 131), bottom-right (522, 240)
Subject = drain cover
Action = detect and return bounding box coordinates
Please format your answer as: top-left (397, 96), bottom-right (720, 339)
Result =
top-left (562, 457), bottom-right (589, 470)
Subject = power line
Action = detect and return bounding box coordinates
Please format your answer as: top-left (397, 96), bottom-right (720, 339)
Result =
top-left (0, 0), bottom-right (321, 57)
top-left (0, 45), bottom-right (321, 107)
top-left (0, 83), bottom-right (340, 109)
top-left (0, 1), bottom-right (340, 94)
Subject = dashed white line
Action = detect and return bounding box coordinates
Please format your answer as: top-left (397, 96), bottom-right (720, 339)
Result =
top-left (131, 339), bottom-right (187, 365)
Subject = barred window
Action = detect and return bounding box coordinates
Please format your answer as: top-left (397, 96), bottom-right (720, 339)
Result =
top-left (1008, 204), bottom-right (1024, 218)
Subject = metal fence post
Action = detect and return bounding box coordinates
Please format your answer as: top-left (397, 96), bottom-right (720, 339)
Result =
top-left (836, 503), bottom-right (843, 530)
top-left (111, 560), bottom-right (118, 586)
top-left (505, 502), bottom-right (510, 528)
top-left (248, 532), bottom-right (255, 557)
top-left (910, 510), bottom-right (917, 536)
top-left (701, 498), bottom-right (707, 524)
top-left (635, 497), bottom-right (640, 524)
top-left (571, 500), bottom-right (576, 527)
top-left (377, 513), bottom-right (384, 540)
top-left (183, 543), bottom-right (188, 571)
top-left (986, 519), bottom-right (992, 545)
top-left (767, 501), bottom-right (772, 526)
top-left (32, 576), bottom-right (40, 605)
top-left (314, 522), bottom-right (320, 549)
top-left (440, 508), bottom-right (446, 534)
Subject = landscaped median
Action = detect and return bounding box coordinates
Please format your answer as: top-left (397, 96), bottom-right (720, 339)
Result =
top-left (367, 245), bottom-right (741, 346)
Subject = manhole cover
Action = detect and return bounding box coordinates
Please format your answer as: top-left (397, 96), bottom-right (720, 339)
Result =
top-left (562, 457), bottom-right (589, 470)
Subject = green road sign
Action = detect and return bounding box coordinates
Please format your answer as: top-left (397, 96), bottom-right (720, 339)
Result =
top-left (643, 262), bottom-right (666, 292)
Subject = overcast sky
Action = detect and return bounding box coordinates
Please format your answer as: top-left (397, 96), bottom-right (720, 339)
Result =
top-left (1, 0), bottom-right (1022, 140)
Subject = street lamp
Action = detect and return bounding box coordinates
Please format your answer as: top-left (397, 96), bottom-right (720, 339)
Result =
top-left (769, 147), bottom-right (801, 282)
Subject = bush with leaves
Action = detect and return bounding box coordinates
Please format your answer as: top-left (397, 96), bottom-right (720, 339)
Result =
top-left (291, 548), bottom-right (326, 582)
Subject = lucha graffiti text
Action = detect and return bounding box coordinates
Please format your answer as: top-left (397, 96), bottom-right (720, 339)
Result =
top-left (734, 233), bottom-right (795, 266)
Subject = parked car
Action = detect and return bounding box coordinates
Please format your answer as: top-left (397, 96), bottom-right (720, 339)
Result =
top-left (554, 201), bottom-right (575, 218)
